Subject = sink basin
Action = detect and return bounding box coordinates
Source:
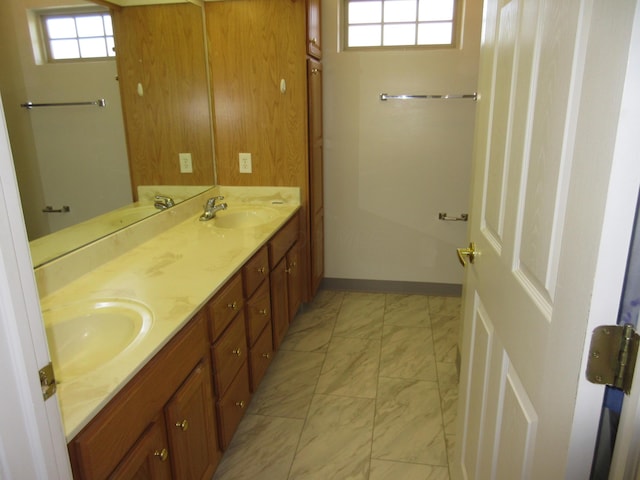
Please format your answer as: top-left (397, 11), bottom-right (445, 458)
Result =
top-left (43, 299), bottom-right (153, 382)
top-left (213, 206), bottom-right (278, 229)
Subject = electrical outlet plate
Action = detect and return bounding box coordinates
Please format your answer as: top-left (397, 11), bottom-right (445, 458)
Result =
top-left (179, 153), bottom-right (193, 173)
top-left (239, 152), bottom-right (252, 173)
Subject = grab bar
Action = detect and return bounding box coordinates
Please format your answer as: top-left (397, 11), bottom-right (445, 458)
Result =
top-left (21, 99), bottom-right (106, 109)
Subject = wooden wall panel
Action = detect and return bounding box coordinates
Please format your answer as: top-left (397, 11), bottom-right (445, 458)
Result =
top-left (205, 0), bottom-right (308, 191)
top-left (112, 4), bottom-right (215, 197)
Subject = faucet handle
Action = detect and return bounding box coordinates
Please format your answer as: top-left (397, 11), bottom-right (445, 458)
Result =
top-left (205, 195), bottom-right (225, 208)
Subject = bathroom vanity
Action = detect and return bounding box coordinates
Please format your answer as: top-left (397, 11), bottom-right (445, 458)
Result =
top-left (37, 187), bottom-right (301, 479)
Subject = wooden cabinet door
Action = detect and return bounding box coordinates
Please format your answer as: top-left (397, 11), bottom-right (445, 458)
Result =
top-left (307, 59), bottom-right (323, 296)
top-left (306, 0), bottom-right (321, 58)
top-left (107, 418), bottom-right (172, 480)
top-left (270, 257), bottom-right (289, 351)
top-left (286, 241), bottom-right (303, 323)
top-left (165, 361), bottom-right (220, 480)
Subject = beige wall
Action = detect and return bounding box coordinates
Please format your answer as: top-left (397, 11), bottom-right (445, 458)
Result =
top-left (322, 0), bottom-right (483, 286)
top-left (0, 0), bottom-right (132, 240)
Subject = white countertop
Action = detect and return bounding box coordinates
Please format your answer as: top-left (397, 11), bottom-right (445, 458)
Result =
top-left (37, 186), bottom-right (300, 441)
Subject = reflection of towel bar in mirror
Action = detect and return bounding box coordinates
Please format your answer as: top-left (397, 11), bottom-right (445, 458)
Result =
top-left (21, 99), bottom-right (106, 109)
top-left (380, 93), bottom-right (477, 101)
top-left (439, 212), bottom-right (468, 222)
top-left (42, 206), bottom-right (71, 213)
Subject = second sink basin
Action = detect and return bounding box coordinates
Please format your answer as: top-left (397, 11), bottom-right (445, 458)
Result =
top-left (213, 206), bottom-right (278, 229)
top-left (43, 299), bottom-right (153, 383)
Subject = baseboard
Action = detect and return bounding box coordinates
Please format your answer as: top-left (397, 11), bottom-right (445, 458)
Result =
top-left (321, 278), bottom-right (462, 297)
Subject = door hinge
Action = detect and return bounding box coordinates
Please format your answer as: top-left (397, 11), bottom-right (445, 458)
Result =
top-left (39, 362), bottom-right (57, 401)
top-left (586, 324), bottom-right (639, 394)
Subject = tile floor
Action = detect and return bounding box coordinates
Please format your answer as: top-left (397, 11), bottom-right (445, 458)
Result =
top-left (213, 289), bottom-right (461, 480)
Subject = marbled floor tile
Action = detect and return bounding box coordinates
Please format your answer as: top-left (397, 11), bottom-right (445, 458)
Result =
top-left (428, 296), bottom-right (461, 317)
top-left (369, 459), bottom-right (450, 480)
top-left (431, 315), bottom-right (460, 363)
top-left (383, 294), bottom-right (431, 328)
top-left (436, 361), bottom-right (459, 385)
top-left (315, 336), bottom-right (381, 398)
top-left (332, 292), bottom-right (386, 339)
top-left (372, 377), bottom-right (448, 466)
top-left (213, 414), bottom-right (304, 480)
top-left (280, 308), bottom-right (337, 353)
top-left (439, 383), bottom-right (458, 436)
top-left (248, 350), bottom-right (325, 419)
top-left (304, 288), bottom-right (345, 315)
top-left (288, 394), bottom-right (375, 480)
top-left (379, 325), bottom-right (437, 381)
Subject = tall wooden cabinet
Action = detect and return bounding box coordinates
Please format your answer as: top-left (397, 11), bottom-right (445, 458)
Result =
top-left (205, 0), bottom-right (324, 301)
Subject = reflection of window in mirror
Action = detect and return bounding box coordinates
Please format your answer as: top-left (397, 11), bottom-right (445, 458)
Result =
top-left (344, 0), bottom-right (459, 49)
top-left (38, 9), bottom-right (115, 62)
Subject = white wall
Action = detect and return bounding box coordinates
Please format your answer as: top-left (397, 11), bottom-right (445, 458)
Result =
top-left (322, 0), bottom-right (483, 287)
top-left (0, 0), bottom-right (132, 240)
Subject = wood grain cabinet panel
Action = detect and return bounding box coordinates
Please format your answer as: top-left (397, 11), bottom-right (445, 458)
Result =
top-left (243, 246), bottom-right (269, 298)
top-left (208, 273), bottom-right (244, 339)
top-left (107, 418), bottom-right (172, 480)
top-left (249, 322), bottom-right (274, 392)
top-left (245, 280), bottom-right (271, 347)
top-left (269, 213), bottom-right (299, 269)
top-left (211, 313), bottom-right (247, 397)
top-left (217, 362), bottom-right (251, 450)
top-left (165, 361), bottom-right (221, 479)
top-left (306, 0), bottom-right (322, 59)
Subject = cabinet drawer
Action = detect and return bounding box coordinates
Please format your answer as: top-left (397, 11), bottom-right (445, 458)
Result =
top-left (269, 213), bottom-right (299, 269)
top-left (208, 273), bottom-right (244, 340)
top-left (245, 280), bottom-right (271, 347)
top-left (243, 246), bottom-right (269, 298)
top-left (211, 313), bottom-right (247, 397)
top-left (249, 322), bottom-right (274, 392)
top-left (69, 312), bottom-right (208, 480)
top-left (216, 361), bottom-right (251, 450)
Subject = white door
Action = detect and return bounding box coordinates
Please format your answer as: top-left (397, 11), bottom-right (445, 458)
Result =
top-left (454, 0), bottom-right (640, 479)
top-left (0, 95), bottom-right (72, 478)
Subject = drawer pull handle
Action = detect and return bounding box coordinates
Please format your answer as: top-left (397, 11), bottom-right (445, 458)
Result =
top-left (262, 353), bottom-right (271, 359)
top-left (285, 267), bottom-right (292, 274)
top-left (154, 448), bottom-right (169, 462)
top-left (227, 301), bottom-right (238, 310)
top-left (236, 400), bottom-right (245, 408)
top-left (175, 419), bottom-right (189, 431)
top-left (259, 309), bottom-right (268, 316)
top-left (232, 348), bottom-right (242, 356)
top-left (257, 266), bottom-right (266, 274)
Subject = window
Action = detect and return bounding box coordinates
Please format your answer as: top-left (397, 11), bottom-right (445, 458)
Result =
top-left (40, 10), bottom-right (115, 62)
top-left (345, 0), bottom-right (458, 49)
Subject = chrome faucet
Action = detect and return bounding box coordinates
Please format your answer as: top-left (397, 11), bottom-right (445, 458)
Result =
top-left (200, 195), bottom-right (227, 221)
top-left (154, 195), bottom-right (175, 210)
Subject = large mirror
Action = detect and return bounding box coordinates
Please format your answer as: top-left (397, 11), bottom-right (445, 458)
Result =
top-left (0, 0), bottom-right (216, 268)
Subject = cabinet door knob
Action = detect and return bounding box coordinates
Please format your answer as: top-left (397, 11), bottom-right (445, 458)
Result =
top-left (235, 400), bottom-right (245, 409)
top-left (285, 267), bottom-right (292, 274)
top-left (311, 37), bottom-right (318, 45)
top-left (154, 448), bottom-right (169, 462)
top-left (262, 353), bottom-right (271, 359)
top-left (227, 301), bottom-right (238, 310)
top-left (259, 309), bottom-right (268, 316)
top-left (175, 419), bottom-right (189, 432)
top-left (257, 266), bottom-right (266, 274)
top-left (232, 348), bottom-right (242, 356)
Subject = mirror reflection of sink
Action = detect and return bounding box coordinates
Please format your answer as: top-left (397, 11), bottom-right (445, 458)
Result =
top-left (43, 299), bottom-right (153, 383)
top-left (213, 206), bottom-right (278, 229)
